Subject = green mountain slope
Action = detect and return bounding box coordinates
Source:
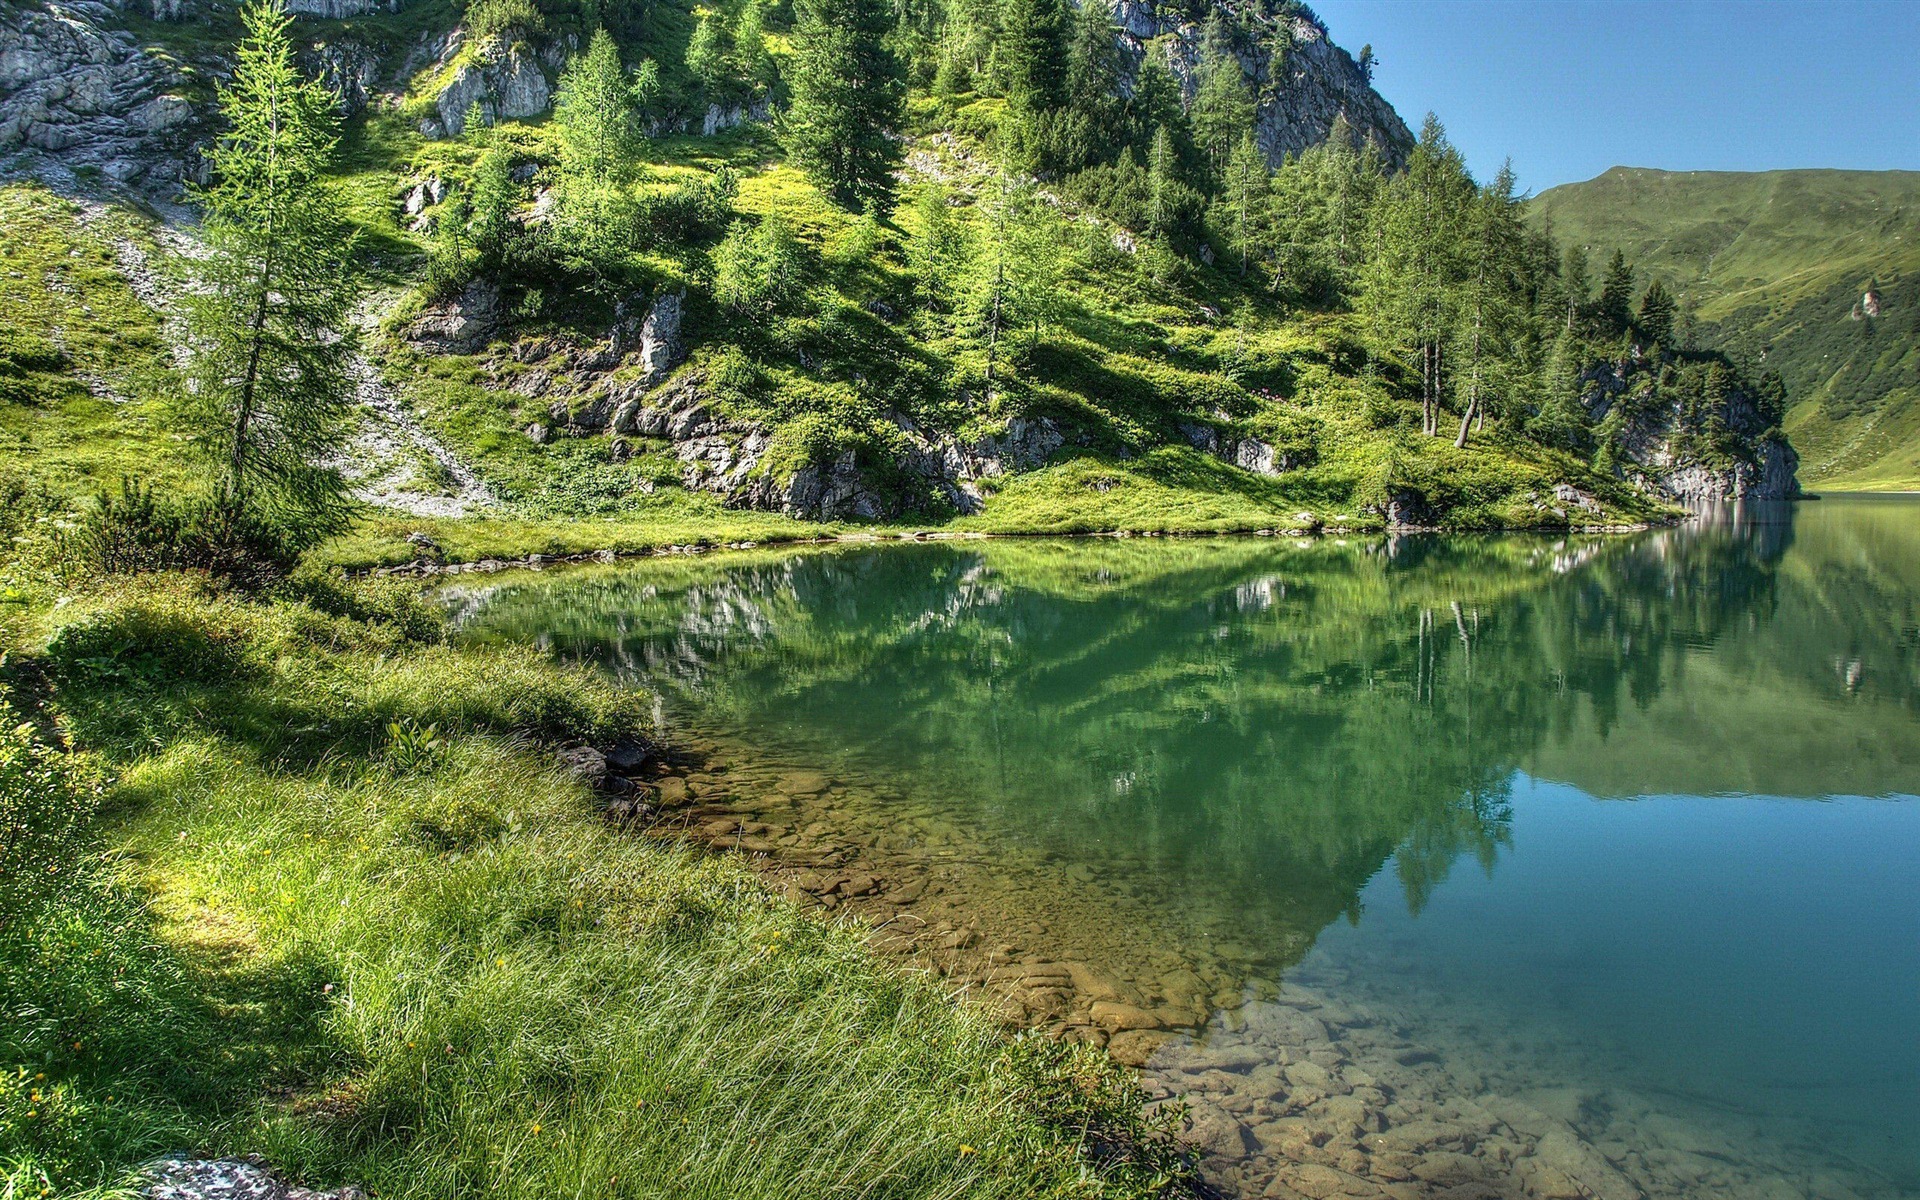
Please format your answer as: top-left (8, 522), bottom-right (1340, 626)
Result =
top-left (1532, 166), bottom-right (1920, 489)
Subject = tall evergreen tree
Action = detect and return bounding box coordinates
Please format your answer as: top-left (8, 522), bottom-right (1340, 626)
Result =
top-left (783, 0), bottom-right (904, 209)
top-left (1053, 0), bottom-right (1123, 169)
top-left (1453, 162), bottom-right (1525, 446)
top-left (466, 106), bottom-right (515, 272)
top-left (996, 0), bottom-right (1067, 170)
top-left (1190, 12), bottom-right (1254, 183)
top-left (1596, 249), bottom-right (1634, 333)
top-left (906, 183), bottom-right (968, 314)
top-left (1560, 244), bottom-right (1589, 332)
top-left (733, 0), bottom-right (774, 94)
top-left (181, 0), bottom-right (358, 544)
top-left (686, 9), bottom-right (732, 98)
top-left (1221, 130), bottom-right (1268, 278)
top-left (553, 28), bottom-right (644, 262)
top-left (1360, 113), bottom-right (1473, 436)
top-left (1637, 278), bottom-right (1676, 348)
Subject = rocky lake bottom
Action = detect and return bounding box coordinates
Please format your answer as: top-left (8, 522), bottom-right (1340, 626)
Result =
top-left (451, 502), bottom-right (1920, 1200)
top-left (614, 729), bottom-right (1913, 1200)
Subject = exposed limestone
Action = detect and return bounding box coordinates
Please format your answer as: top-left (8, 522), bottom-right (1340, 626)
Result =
top-left (1113, 0), bottom-right (1411, 169)
top-left (0, 0), bottom-right (198, 191)
top-left (142, 1157), bottom-right (361, 1200)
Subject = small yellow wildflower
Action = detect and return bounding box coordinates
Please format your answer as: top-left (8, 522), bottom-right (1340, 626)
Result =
top-left (530, 1122), bottom-right (542, 1135)
top-left (958, 1145), bottom-right (977, 1156)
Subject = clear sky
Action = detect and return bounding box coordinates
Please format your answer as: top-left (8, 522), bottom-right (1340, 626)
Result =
top-left (1309, 0), bottom-right (1920, 195)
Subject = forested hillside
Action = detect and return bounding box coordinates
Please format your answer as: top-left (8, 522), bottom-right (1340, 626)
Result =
top-left (1534, 167), bottom-right (1920, 490)
top-left (0, 0), bottom-right (1798, 570)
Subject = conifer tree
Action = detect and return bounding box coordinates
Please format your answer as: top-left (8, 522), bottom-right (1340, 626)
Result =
top-left (686, 9), bottom-right (731, 98)
top-left (1453, 162), bottom-right (1525, 446)
top-left (466, 107), bottom-right (515, 271)
top-left (1146, 123), bottom-right (1179, 239)
top-left (1560, 244), bottom-right (1589, 332)
top-left (1637, 279), bottom-right (1676, 348)
top-left (182, 0), bottom-right (358, 546)
top-left (734, 0), bottom-right (773, 94)
top-left (1597, 249), bottom-right (1634, 333)
top-left (1191, 12), bottom-right (1254, 182)
top-left (553, 28), bottom-right (644, 263)
top-left (1222, 131), bottom-right (1268, 278)
top-left (783, 0), bottom-right (904, 209)
top-left (1360, 113), bottom-right (1472, 436)
top-left (997, 0), bottom-right (1067, 170)
top-left (906, 184), bottom-right (968, 313)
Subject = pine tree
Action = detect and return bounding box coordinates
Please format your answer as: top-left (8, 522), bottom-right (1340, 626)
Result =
top-left (906, 184), bottom-right (968, 313)
top-left (1053, 0), bottom-right (1122, 169)
top-left (686, 9), bottom-right (732, 99)
top-left (1527, 331), bottom-right (1590, 452)
top-left (1222, 131), bottom-right (1267, 278)
top-left (1190, 12), bottom-right (1254, 182)
top-left (1559, 243), bottom-right (1589, 333)
top-left (1637, 279), bottom-right (1676, 349)
top-left (783, 0), bottom-right (904, 209)
top-left (1360, 113), bottom-right (1473, 436)
top-left (1453, 162), bottom-right (1525, 446)
top-left (466, 109), bottom-right (515, 271)
top-left (1146, 123), bottom-right (1179, 239)
top-left (181, 0), bottom-right (358, 547)
top-left (1597, 249), bottom-right (1634, 334)
top-left (733, 0), bottom-right (774, 94)
top-left (553, 27), bottom-right (644, 262)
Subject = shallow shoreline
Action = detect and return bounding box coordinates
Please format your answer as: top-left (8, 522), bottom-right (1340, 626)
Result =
top-left (600, 714), bottom-right (1907, 1200)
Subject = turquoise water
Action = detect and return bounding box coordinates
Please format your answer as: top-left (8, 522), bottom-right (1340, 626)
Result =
top-left (451, 497), bottom-right (1920, 1198)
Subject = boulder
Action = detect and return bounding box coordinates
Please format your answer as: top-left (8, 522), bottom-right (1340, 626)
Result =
top-left (555, 745), bottom-right (608, 786)
top-left (405, 280), bottom-right (500, 355)
top-left (638, 289), bottom-right (686, 384)
top-left (142, 1156), bottom-right (362, 1200)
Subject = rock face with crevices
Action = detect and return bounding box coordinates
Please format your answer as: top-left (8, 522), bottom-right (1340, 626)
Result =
top-left (1114, 0), bottom-right (1412, 168)
top-left (0, 0), bottom-right (199, 189)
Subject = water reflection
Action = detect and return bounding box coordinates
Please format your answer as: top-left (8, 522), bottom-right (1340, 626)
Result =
top-left (449, 498), bottom-right (1920, 1198)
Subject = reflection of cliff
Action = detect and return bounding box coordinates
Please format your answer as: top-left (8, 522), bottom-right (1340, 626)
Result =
top-left (449, 500), bottom-right (1920, 978)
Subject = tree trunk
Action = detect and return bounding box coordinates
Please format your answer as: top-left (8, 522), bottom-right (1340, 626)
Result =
top-left (984, 259), bottom-right (1004, 401)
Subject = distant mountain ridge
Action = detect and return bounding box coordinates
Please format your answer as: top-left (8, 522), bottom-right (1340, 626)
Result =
top-left (1531, 166), bottom-right (1920, 490)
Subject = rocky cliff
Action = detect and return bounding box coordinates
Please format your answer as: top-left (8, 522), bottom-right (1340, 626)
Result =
top-left (1582, 359), bottom-right (1800, 504)
top-left (1116, 0), bottom-right (1410, 167)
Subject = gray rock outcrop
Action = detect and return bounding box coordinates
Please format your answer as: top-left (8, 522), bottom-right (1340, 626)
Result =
top-left (1115, 0), bottom-right (1411, 168)
top-left (142, 1157), bottom-right (361, 1200)
top-left (1582, 360), bottom-right (1800, 503)
top-left (427, 37), bottom-right (552, 136)
top-left (0, 0), bottom-right (197, 190)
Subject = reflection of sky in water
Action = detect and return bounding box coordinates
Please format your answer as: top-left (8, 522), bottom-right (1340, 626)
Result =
top-left (1315, 774), bottom-right (1920, 1187)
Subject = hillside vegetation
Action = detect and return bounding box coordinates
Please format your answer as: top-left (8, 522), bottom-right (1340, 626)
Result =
top-left (1533, 167), bottom-right (1920, 489)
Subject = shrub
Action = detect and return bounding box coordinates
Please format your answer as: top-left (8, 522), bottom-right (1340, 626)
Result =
top-left (464, 0), bottom-right (545, 42)
top-left (61, 479), bottom-right (315, 589)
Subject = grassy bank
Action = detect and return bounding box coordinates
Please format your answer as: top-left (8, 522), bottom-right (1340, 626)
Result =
top-left (1, 574), bottom-right (1188, 1199)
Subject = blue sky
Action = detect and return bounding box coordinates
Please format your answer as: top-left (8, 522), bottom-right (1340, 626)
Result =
top-left (1310, 0), bottom-right (1920, 195)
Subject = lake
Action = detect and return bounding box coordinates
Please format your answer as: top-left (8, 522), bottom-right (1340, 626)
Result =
top-left (448, 495), bottom-right (1920, 1200)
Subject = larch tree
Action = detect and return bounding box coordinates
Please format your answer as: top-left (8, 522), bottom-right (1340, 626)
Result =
top-left (686, 9), bottom-right (732, 99)
top-left (1453, 162), bottom-right (1525, 446)
top-left (1560, 244), bottom-right (1589, 332)
top-left (181, 0), bottom-right (358, 546)
top-left (782, 0), bottom-right (903, 210)
top-left (553, 27), bottom-right (645, 265)
top-left (1361, 113), bottom-right (1472, 436)
top-left (1190, 11), bottom-right (1254, 182)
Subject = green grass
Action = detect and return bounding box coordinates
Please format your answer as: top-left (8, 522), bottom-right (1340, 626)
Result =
top-left (1532, 166), bottom-right (1920, 488)
top-left (1, 574), bottom-right (1189, 1199)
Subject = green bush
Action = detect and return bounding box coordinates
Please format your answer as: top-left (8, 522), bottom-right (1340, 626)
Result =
top-left (61, 480), bottom-right (311, 589)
